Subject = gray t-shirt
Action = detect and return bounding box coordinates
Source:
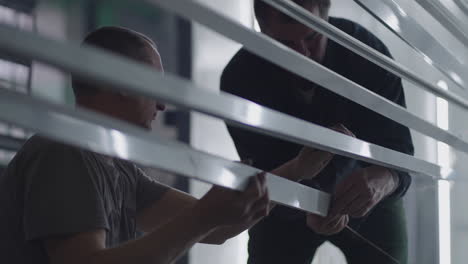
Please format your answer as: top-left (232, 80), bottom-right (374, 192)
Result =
top-left (0, 135), bottom-right (170, 263)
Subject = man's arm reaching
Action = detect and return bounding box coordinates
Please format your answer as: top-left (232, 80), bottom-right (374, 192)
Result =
top-left (135, 125), bottom-right (348, 245)
top-left (44, 174), bottom-right (269, 264)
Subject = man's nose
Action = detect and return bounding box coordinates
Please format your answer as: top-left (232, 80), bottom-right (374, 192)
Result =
top-left (156, 102), bottom-right (166, 111)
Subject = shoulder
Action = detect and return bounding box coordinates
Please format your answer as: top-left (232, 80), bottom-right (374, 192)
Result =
top-left (221, 48), bottom-right (262, 88)
top-left (223, 49), bottom-right (258, 75)
top-left (221, 47), bottom-right (287, 102)
top-left (221, 48), bottom-right (261, 99)
top-left (329, 17), bottom-right (391, 56)
top-left (15, 135), bottom-right (84, 165)
top-left (11, 136), bottom-right (102, 184)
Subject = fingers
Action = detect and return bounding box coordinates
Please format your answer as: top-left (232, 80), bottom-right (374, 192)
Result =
top-left (348, 199), bottom-right (373, 218)
top-left (243, 173), bottom-right (264, 199)
top-left (334, 172), bottom-right (357, 197)
top-left (306, 213), bottom-right (348, 235)
top-left (250, 191), bottom-right (270, 219)
top-left (241, 172), bottom-right (268, 207)
top-left (325, 215), bottom-right (349, 235)
top-left (238, 172), bottom-right (270, 222)
top-left (305, 213), bottom-right (325, 232)
top-left (331, 178), bottom-right (358, 215)
top-left (330, 189), bottom-right (360, 216)
top-left (330, 123), bottom-right (355, 138)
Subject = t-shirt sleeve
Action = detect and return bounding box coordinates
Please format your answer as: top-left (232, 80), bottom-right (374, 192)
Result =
top-left (23, 143), bottom-right (109, 241)
top-left (135, 167), bottom-right (170, 212)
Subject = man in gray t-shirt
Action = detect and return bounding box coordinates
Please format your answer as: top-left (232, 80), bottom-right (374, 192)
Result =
top-left (0, 27), bottom-right (333, 264)
top-left (0, 135), bottom-right (169, 263)
top-left (0, 27), bottom-right (270, 264)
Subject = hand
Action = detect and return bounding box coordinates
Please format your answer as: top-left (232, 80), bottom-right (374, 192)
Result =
top-left (295, 124), bottom-right (355, 180)
top-left (197, 172), bottom-right (270, 228)
top-left (306, 213), bottom-right (349, 235)
top-left (330, 123), bottom-right (356, 138)
top-left (330, 166), bottom-right (398, 218)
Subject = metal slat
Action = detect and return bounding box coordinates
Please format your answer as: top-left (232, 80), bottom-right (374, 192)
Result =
top-left (0, 24), bottom-right (441, 178)
top-left (355, 0), bottom-right (468, 93)
top-left (0, 0), bottom-right (37, 14)
top-left (152, 1), bottom-right (466, 167)
top-left (257, 0), bottom-right (468, 108)
top-left (416, 0), bottom-right (468, 48)
top-left (0, 88), bottom-right (331, 216)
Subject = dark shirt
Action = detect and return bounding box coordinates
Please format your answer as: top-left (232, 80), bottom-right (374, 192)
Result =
top-left (0, 135), bottom-right (169, 263)
top-left (221, 17), bottom-right (414, 218)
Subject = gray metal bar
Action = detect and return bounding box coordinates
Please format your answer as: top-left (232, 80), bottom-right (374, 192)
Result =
top-left (416, 0), bottom-right (468, 48)
top-left (258, 0), bottom-right (468, 109)
top-left (455, 0), bottom-right (468, 15)
top-left (151, 1), bottom-right (466, 165)
top-left (0, 24), bottom-right (442, 178)
top-left (355, 0), bottom-right (468, 93)
top-left (0, 88), bottom-right (331, 216)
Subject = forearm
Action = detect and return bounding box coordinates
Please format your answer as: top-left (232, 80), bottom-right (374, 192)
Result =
top-left (270, 157), bottom-right (302, 181)
top-left (86, 206), bottom-right (215, 264)
top-left (200, 221), bottom-right (258, 245)
top-left (201, 158), bottom-right (308, 244)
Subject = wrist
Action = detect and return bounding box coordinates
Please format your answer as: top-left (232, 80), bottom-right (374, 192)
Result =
top-left (190, 202), bottom-right (221, 232)
top-left (289, 156), bottom-right (305, 182)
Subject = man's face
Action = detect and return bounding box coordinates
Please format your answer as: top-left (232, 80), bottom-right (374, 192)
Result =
top-left (263, 3), bottom-right (329, 63)
top-left (125, 46), bottom-right (166, 130)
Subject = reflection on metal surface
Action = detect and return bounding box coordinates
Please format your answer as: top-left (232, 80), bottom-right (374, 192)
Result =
top-left (244, 102), bottom-right (265, 127)
top-left (355, 0), bottom-right (468, 92)
top-left (0, 88), bottom-right (330, 216)
top-left (150, 0), bottom-right (468, 158)
top-left (0, 24), bottom-right (443, 178)
top-left (110, 130), bottom-right (130, 159)
top-left (416, 0), bottom-right (468, 48)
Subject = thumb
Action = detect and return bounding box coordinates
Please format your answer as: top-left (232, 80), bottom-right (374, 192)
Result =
top-left (306, 213), bottom-right (326, 229)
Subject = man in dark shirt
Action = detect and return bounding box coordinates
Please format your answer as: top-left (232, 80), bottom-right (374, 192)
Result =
top-left (221, 1), bottom-right (414, 263)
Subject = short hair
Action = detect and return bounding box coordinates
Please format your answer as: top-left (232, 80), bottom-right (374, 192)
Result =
top-left (254, 0), bottom-right (331, 29)
top-left (71, 26), bottom-right (157, 99)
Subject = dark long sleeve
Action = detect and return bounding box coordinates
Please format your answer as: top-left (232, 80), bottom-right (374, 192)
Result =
top-left (221, 18), bottom-right (415, 201)
top-left (344, 25), bottom-right (414, 200)
top-left (220, 50), bottom-right (300, 171)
